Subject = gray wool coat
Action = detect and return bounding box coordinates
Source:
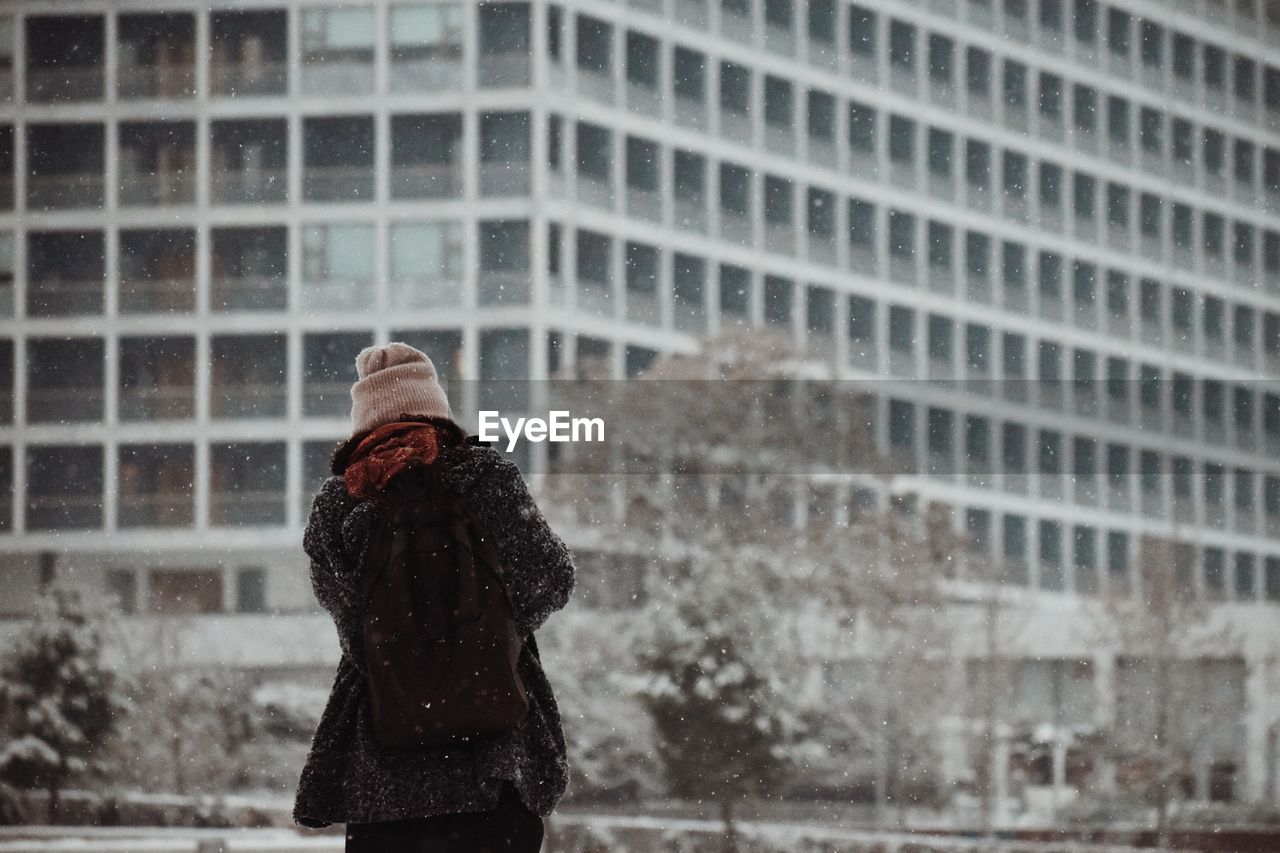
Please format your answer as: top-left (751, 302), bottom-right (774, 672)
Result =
top-left (292, 443), bottom-right (576, 829)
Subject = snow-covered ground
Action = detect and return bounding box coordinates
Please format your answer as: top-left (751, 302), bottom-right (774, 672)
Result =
top-left (0, 821), bottom-right (1180, 853)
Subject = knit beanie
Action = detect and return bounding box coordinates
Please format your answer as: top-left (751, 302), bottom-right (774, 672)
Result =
top-left (350, 342), bottom-right (452, 434)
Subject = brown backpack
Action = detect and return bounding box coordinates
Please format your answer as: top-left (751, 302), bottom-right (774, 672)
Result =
top-left (359, 460), bottom-right (529, 750)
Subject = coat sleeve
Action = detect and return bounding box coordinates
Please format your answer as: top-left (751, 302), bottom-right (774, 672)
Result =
top-left (303, 476), bottom-right (377, 673)
top-left (459, 455), bottom-right (577, 638)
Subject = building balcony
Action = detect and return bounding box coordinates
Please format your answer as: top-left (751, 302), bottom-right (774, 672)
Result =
top-left (303, 278), bottom-right (372, 313)
top-left (210, 384), bottom-right (287, 419)
top-left (765, 124), bottom-right (795, 156)
top-left (478, 52), bottom-right (531, 88)
top-left (118, 492), bottom-right (194, 528)
top-left (479, 160), bottom-right (530, 196)
top-left (765, 223), bottom-right (795, 255)
top-left (304, 166), bottom-right (374, 203)
top-left (27, 280), bottom-right (104, 317)
top-left (660, 0), bottom-right (700, 29)
top-left (388, 277), bottom-right (461, 311)
top-left (577, 280), bottom-right (614, 317)
top-left (720, 212), bottom-right (752, 245)
top-left (849, 149), bottom-right (877, 180)
top-left (119, 277), bottom-right (195, 314)
top-left (118, 64), bottom-right (195, 99)
top-left (719, 112), bottom-right (753, 145)
top-left (673, 303), bottom-right (707, 334)
top-left (391, 163), bottom-right (462, 200)
top-left (577, 68), bottom-right (614, 104)
top-left (210, 276), bottom-right (287, 313)
top-left (808, 234), bottom-right (835, 266)
top-left (210, 62), bottom-right (287, 97)
top-left (765, 23), bottom-right (795, 55)
top-left (625, 290), bottom-right (660, 326)
top-left (577, 174), bottom-right (615, 210)
top-left (27, 67), bottom-right (103, 103)
top-left (928, 265), bottom-right (955, 296)
top-left (477, 270), bottom-right (531, 306)
top-left (721, 9), bottom-right (752, 43)
top-left (27, 495), bottom-right (101, 530)
top-left (391, 54), bottom-right (463, 92)
top-left (210, 169), bottom-right (287, 205)
top-left (627, 83), bottom-right (661, 117)
top-left (673, 97), bottom-right (708, 131)
top-left (28, 388), bottom-right (104, 423)
top-left (807, 138), bottom-right (837, 170)
top-left (27, 174), bottom-right (104, 210)
top-left (302, 59), bottom-right (374, 95)
top-left (210, 490), bottom-right (285, 526)
top-left (119, 171), bottom-right (195, 207)
top-left (674, 196), bottom-right (707, 233)
top-left (626, 186), bottom-right (663, 223)
top-left (118, 385), bottom-right (194, 421)
top-left (303, 381), bottom-right (352, 418)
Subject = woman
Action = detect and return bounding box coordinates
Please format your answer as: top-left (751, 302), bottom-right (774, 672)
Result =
top-left (293, 342), bottom-right (575, 852)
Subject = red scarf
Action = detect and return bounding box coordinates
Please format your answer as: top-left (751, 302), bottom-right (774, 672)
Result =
top-left (344, 420), bottom-right (444, 502)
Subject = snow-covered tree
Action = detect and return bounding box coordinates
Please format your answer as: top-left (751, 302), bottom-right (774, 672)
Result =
top-left (110, 668), bottom-right (257, 795)
top-left (546, 328), bottom-right (962, 829)
top-left (0, 586), bottom-right (129, 822)
top-left (630, 529), bottom-right (795, 850)
top-left (1094, 533), bottom-right (1241, 846)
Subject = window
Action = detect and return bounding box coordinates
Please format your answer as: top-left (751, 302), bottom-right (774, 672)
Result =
top-left (848, 4), bottom-right (876, 58)
top-left (626, 31), bottom-right (658, 88)
top-left (764, 76), bottom-right (793, 128)
top-left (928, 128), bottom-right (953, 177)
top-left (1074, 0), bottom-right (1097, 45)
top-left (1073, 85), bottom-right (1097, 133)
top-left (1039, 72), bottom-right (1062, 120)
top-left (966, 140), bottom-right (991, 190)
top-left (1107, 530), bottom-right (1129, 588)
top-left (1106, 96), bottom-right (1129, 145)
top-left (1075, 525), bottom-right (1095, 591)
top-left (1003, 60), bottom-right (1028, 112)
top-left (889, 19), bottom-right (915, 69)
top-left (928, 222), bottom-right (952, 270)
top-left (807, 90), bottom-right (835, 140)
top-left (1003, 513), bottom-right (1028, 584)
top-left (808, 0), bottom-right (836, 44)
top-left (807, 188), bottom-right (835, 238)
top-left (1235, 56), bottom-right (1256, 103)
top-left (889, 115), bottom-right (914, 165)
top-left (888, 399), bottom-right (916, 458)
top-left (1073, 172), bottom-right (1095, 220)
top-left (236, 566), bottom-right (267, 613)
top-left (389, 221), bottom-right (463, 307)
top-left (966, 46), bottom-right (991, 98)
top-left (889, 211), bottom-right (915, 258)
top-left (848, 101), bottom-right (876, 154)
top-left (1139, 19), bottom-right (1161, 67)
top-left (720, 61), bottom-right (750, 114)
top-left (673, 47), bottom-right (705, 101)
top-left (303, 223), bottom-right (374, 286)
top-left (575, 15), bottom-right (611, 74)
top-left (1106, 8), bottom-right (1130, 57)
top-left (929, 34), bottom-right (953, 83)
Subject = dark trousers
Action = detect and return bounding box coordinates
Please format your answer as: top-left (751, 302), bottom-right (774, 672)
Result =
top-left (345, 783), bottom-right (544, 852)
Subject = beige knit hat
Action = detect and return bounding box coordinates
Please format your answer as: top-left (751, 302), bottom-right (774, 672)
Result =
top-left (350, 342), bottom-right (452, 434)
